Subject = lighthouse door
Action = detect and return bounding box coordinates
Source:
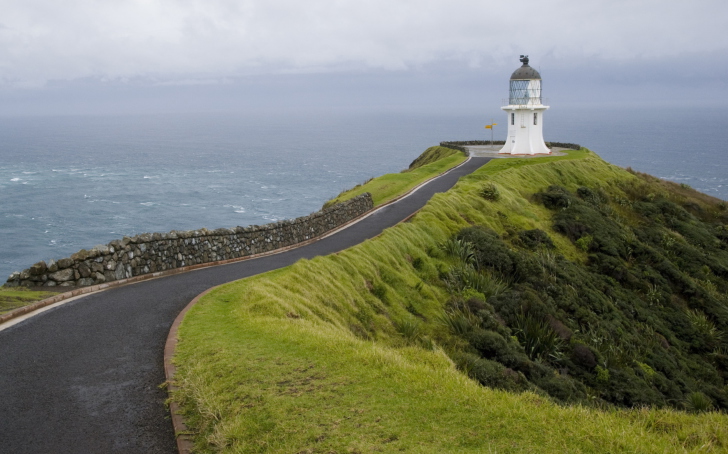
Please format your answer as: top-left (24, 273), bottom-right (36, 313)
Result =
top-left (520, 112), bottom-right (526, 128)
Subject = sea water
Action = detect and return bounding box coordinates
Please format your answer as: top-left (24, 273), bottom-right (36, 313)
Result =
top-left (1, 108), bottom-right (726, 281)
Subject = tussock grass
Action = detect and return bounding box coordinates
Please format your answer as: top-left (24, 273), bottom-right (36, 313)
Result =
top-left (173, 148), bottom-right (728, 453)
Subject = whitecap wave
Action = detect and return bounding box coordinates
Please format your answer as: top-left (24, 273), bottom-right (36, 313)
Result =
top-left (224, 204), bottom-right (246, 213)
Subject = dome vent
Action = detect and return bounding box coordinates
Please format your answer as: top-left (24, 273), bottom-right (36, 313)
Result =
top-left (510, 55), bottom-right (541, 80)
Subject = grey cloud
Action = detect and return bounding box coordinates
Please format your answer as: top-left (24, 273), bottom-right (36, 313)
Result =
top-left (1, 0), bottom-right (727, 86)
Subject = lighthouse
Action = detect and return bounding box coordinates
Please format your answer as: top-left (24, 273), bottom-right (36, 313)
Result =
top-left (499, 55), bottom-right (550, 155)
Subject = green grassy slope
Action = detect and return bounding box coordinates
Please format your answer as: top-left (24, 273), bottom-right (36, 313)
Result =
top-left (172, 149), bottom-right (728, 453)
top-left (323, 146), bottom-right (466, 208)
top-left (0, 287), bottom-right (60, 315)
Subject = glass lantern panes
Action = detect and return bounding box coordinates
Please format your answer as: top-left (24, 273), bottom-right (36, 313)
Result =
top-left (509, 79), bottom-right (542, 105)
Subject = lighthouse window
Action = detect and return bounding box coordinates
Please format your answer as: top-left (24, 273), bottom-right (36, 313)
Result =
top-left (511, 113), bottom-right (515, 125)
top-left (534, 113), bottom-right (538, 125)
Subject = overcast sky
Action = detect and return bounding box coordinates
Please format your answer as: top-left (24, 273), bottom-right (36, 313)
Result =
top-left (1, 0), bottom-right (727, 115)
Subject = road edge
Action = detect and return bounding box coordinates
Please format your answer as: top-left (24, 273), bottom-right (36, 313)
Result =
top-left (0, 156), bottom-right (472, 332)
top-left (163, 154), bottom-right (475, 451)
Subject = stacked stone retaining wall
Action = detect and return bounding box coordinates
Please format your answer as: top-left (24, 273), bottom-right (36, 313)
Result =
top-left (5, 193), bottom-right (373, 289)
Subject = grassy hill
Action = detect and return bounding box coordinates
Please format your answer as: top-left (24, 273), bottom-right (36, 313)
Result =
top-left (322, 146), bottom-right (466, 208)
top-left (171, 148), bottom-right (728, 453)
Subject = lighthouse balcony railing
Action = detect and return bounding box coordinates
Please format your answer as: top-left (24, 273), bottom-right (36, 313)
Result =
top-left (502, 97), bottom-right (549, 107)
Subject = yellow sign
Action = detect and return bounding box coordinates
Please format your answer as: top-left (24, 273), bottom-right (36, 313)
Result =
top-left (485, 125), bottom-right (492, 129)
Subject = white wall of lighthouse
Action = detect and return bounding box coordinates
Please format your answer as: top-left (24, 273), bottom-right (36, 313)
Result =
top-left (499, 56), bottom-right (550, 155)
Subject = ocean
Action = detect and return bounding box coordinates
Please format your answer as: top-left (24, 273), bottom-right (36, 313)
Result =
top-left (1, 107), bottom-right (726, 281)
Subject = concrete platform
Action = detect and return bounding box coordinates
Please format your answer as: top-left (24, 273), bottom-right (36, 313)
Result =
top-left (466, 145), bottom-right (569, 158)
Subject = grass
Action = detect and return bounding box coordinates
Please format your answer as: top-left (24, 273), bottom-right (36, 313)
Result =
top-left (172, 148), bottom-right (728, 453)
top-left (175, 306), bottom-right (727, 453)
top-left (323, 146), bottom-right (467, 208)
top-left (0, 287), bottom-right (61, 315)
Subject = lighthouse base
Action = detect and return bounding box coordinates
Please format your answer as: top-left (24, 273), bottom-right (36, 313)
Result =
top-left (499, 105), bottom-right (550, 155)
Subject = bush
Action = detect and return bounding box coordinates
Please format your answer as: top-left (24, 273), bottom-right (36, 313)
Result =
top-left (394, 317), bottom-right (422, 343)
top-left (685, 391), bottom-right (714, 413)
top-left (469, 329), bottom-right (509, 359)
top-left (534, 185), bottom-right (573, 210)
top-left (595, 366), bottom-right (610, 384)
top-left (440, 238), bottom-right (475, 266)
top-left (514, 311), bottom-right (563, 363)
top-left (457, 227), bottom-right (516, 277)
top-left (686, 309), bottom-right (725, 348)
top-left (444, 264), bottom-right (509, 299)
top-left (535, 374), bottom-right (587, 403)
top-left (438, 309), bottom-right (480, 336)
top-left (571, 344), bottom-right (597, 369)
top-left (457, 353), bottom-right (527, 392)
top-left (576, 186), bottom-right (608, 206)
top-left (480, 183), bottom-right (501, 201)
top-left (576, 235), bottom-right (593, 251)
top-left (517, 229), bottom-right (555, 250)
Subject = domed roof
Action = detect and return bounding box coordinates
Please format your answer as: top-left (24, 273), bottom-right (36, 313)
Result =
top-left (510, 55), bottom-right (541, 80)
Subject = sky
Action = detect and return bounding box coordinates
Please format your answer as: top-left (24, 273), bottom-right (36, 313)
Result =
top-left (1, 0), bottom-right (727, 115)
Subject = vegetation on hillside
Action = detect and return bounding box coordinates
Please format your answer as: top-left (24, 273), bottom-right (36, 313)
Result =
top-left (440, 179), bottom-right (728, 410)
top-left (322, 146), bottom-right (466, 208)
top-left (172, 149), bottom-right (728, 453)
top-left (406, 145), bottom-right (461, 170)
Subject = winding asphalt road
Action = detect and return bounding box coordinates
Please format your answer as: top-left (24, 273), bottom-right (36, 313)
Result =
top-left (0, 156), bottom-right (490, 454)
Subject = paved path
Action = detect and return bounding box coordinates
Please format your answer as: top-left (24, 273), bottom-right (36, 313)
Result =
top-left (0, 157), bottom-right (490, 454)
top-left (466, 145), bottom-right (569, 158)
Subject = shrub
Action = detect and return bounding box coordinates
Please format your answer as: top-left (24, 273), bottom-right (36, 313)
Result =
top-left (438, 309), bottom-right (480, 337)
top-left (514, 311), bottom-right (563, 363)
top-left (535, 374), bottom-right (587, 403)
top-left (440, 238), bottom-right (475, 266)
top-left (686, 309), bottom-right (725, 348)
top-left (394, 317), bottom-right (422, 343)
top-left (571, 344), bottom-right (597, 369)
top-left (534, 185), bottom-right (573, 210)
top-left (456, 353), bottom-right (526, 391)
top-left (444, 265), bottom-right (509, 299)
top-left (457, 227), bottom-right (516, 277)
top-left (479, 182), bottom-right (501, 201)
top-left (595, 365), bottom-right (610, 384)
top-left (685, 391), bottom-right (714, 413)
top-left (469, 329), bottom-right (509, 360)
top-left (576, 235), bottom-right (593, 252)
top-left (576, 186), bottom-right (608, 206)
top-left (635, 361), bottom-right (656, 380)
top-left (517, 229), bottom-right (555, 250)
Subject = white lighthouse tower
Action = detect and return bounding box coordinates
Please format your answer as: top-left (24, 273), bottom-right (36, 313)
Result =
top-left (499, 55), bottom-right (550, 155)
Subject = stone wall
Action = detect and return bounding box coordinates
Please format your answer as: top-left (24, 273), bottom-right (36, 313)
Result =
top-left (6, 193), bottom-right (373, 288)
